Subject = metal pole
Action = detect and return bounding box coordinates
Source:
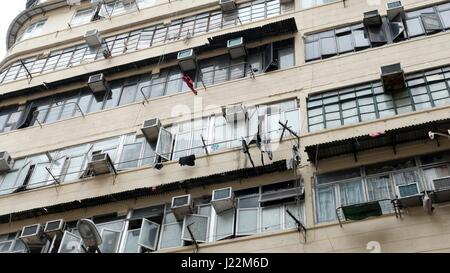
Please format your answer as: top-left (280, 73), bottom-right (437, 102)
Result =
top-left (186, 224), bottom-right (199, 253)
top-left (45, 167), bottom-right (60, 184)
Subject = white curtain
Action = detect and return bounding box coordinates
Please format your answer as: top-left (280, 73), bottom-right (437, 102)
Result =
top-left (367, 176), bottom-right (394, 213)
top-left (339, 180), bottom-right (364, 206)
top-left (367, 176), bottom-right (392, 201)
top-left (316, 186), bottom-right (336, 223)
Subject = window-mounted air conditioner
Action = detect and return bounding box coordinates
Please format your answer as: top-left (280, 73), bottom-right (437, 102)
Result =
top-left (84, 29), bottom-right (102, 47)
top-left (259, 187), bottom-right (304, 203)
top-left (171, 194), bottom-right (193, 221)
top-left (211, 187), bottom-right (235, 213)
top-left (219, 0), bottom-right (236, 12)
top-left (381, 63), bottom-right (406, 92)
top-left (227, 37), bottom-right (246, 59)
top-left (177, 49), bottom-right (197, 72)
top-left (363, 10), bottom-right (382, 27)
top-left (44, 219), bottom-right (66, 239)
top-left (0, 151), bottom-right (14, 173)
top-left (433, 176), bottom-right (450, 191)
top-left (225, 104), bottom-right (246, 122)
top-left (86, 152), bottom-right (116, 176)
top-left (19, 224), bottom-right (45, 246)
top-left (387, 1), bottom-right (405, 20)
top-left (88, 73), bottom-right (108, 93)
top-left (141, 118), bottom-right (161, 142)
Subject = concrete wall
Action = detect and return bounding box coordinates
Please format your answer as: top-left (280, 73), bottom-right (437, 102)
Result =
top-left (1, 0), bottom-right (450, 253)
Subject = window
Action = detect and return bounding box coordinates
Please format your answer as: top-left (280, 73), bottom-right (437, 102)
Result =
top-left (70, 9), bottom-right (94, 27)
top-left (17, 19), bottom-right (46, 42)
top-left (313, 155), bottom-right (450, 223)
top-left (169, 99), bottom-right (300, 159)
top-left (307, 66), bottom-right (450, 132)
top-left (300, 0), bottom-right (337, 9)
top-left (0, 232), bottom-right (27, 253)
top-left (304, 3), bottom-right (450, 62)
top-left (1, 0), bottom-right (291, 86)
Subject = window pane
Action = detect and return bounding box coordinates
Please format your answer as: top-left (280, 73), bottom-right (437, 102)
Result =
top-left (261, 206), bottom-right (281, 232)
top-left (215, 210), bottom-right (235, 240)
top-left (123, 229), bottom-right (140, 253)
top-left (316, 186), bottom-right (336, 223)
top-left (278, 46), bottom-right (294, 69)
top-left (119, 143), bottom-right (142, 169)
top-left (339, 180), bottom-right (364, 206)
top-left (160, 223), bottom-right (183, 249)
top-left (99, 229), bottom-right (121, 253)
top-left (237, 209), bottom-right (258, 234)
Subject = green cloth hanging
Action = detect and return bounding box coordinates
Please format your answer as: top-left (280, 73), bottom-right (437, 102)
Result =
top-left (342, 201), bottom-right (383, 221)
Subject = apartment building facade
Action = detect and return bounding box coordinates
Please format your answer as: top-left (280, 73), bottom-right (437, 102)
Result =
top-left (0, 0), bottom-right (449, 253)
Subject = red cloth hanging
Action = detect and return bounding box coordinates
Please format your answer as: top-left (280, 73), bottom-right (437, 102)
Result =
top-left (182, 73), bottom-right (197, 95)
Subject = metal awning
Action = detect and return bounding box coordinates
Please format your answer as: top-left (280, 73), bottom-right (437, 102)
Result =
top-left (0, 160), bottom-right (287, 224)
top-left (305, 118), bottom-right (450, 164)
top-left (207, 17), bottom-right (298, 48)
top-left (1, 17), bottom-right (297, 100)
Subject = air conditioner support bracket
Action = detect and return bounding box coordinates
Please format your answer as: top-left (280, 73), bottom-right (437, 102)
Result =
top-left (45, 167), bottom-right (60, 185)
top-left (242, 138), bottom-right (255, 168)
top-left (186, 224), bottom-right (199, 253)
top-left (286, 209), bottom-right (307, 243)
top-left (201, 135), bottom-right (209, 155)
top-left (20, 59), bottom-right (33, 83)
top-left (139, 86), bottom-right (150, 105)
top-left (278, 121), bottom-right (300, 147)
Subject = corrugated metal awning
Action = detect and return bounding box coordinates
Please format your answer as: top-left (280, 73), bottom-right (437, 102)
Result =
top-left (0, 160), bottom-right (287, 224)
top-left (305, 119), bottom-right (450, 163)
top-left (207, 17), bottom-right (298, 48)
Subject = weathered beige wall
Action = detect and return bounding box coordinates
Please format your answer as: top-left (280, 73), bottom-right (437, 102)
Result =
top-left (1, 0), bottom-right (450, 253)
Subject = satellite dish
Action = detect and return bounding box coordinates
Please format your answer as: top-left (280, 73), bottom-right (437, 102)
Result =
top-left (76, 219), bottom-right (102, 252)
top-left (428, 131), bottom-right (435, 140)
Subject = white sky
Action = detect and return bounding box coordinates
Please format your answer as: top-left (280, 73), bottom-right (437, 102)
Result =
top-left (0, 1), bottom-right (26, 58)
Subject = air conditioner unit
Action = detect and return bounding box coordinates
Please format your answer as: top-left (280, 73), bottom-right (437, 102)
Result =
top-left (219, 0), bottom-right (236, 12)
top-left (0, 151), bottom-right (14, 173)
top-left (44, 219), bottom-right (66, 239)
top-left (225, 104), bottom-right (246, 121)
top-left (259, 187), bottom-right (304, 203)
top-left (19, 224), bottom-right (45, 246)
top-left (141, 118), bottom-right (161, 142)
top-left (381, 63), bottom-right (406, 92)
top-left (177, 49), bottom-right (197, 72)
top-left (84, 29), bottom-right (102, 47)
top-left (86, 152), bottom-right (116, 176)
top-left (171, 194), bottom-right (193, 221)
top-left (433, 176), bottom-right (450, 191)
top-left (88, 73), bottom-right (108, 93)
top-left (211, 187), bottom-right (235, 213)
top-left (227, 37), bottom-right (246, 59)
top-left (363, 10), bottom-right (382, 27)
top-left (387, 1), bottom-right (405, 20)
